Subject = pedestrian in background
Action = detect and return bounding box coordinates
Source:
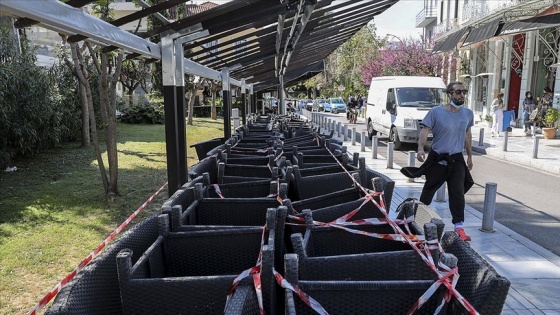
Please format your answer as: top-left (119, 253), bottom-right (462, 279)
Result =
top-left (401, 81), bottom-right (474, 242)
top-left (491, 93), bottom-right (505, 137)
top-left (357, 95), bottom-right (364, 118)
top-left (522, 91), bottom-right (535, 134)
top-left (540, 87), bottom-right (553, 118)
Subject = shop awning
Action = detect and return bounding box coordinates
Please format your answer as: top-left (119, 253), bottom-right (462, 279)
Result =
top-left (500, 13), bottom-right (560, 36)
top-left (432, 27), bottom-right (470, 53)
top-left (462, 18), bottom-right (504, 46)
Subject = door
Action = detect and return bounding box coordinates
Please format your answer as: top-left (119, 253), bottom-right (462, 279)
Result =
top-left (378, 88), bottom-right (396, 134)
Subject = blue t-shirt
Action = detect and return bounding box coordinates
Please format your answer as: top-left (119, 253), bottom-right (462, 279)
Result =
top-left (422, 105), bottom-right (474, 155)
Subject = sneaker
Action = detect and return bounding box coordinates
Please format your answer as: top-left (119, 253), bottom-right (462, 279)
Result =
top-left (455, 228), bottom-right (471, 242)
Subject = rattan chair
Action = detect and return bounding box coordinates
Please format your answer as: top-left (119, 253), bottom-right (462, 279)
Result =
top-left (172, 196), bottom-right (288, 228)
top-left (290, 168), bottom-right (359, 200)
top-left (289, 210), bottom-right (422, 256)
top-left (116, 212), bottom-right (278, 315)
top-left (45, 215), bottom-right (160, 315)
top-left (190, 137), bottom-right (224, 161)
top-left (441, 231), bottom-right (511, 315)
top-left (283, 254), bottom-right (441, 315)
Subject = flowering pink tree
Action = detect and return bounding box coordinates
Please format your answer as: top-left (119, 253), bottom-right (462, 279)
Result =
top-left (360, 37), bottom-right (442, 85)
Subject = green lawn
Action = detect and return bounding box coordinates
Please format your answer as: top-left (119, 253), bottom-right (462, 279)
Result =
top-left (0, 118), bottom-right (223, 314)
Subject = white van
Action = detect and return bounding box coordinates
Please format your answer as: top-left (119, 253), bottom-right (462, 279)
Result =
top-left (365, 76), bottom-right (447, 149)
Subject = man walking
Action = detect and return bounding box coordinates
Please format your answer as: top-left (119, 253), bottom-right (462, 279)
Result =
top-left (401, 81), bottom-right (475, 241)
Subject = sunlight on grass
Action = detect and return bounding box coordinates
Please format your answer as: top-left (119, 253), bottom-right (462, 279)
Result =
top-left (0, 117), bottom-right (222, 313)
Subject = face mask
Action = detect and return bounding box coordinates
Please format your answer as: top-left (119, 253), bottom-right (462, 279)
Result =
top-left (450, 100), bottom-right (463, 108)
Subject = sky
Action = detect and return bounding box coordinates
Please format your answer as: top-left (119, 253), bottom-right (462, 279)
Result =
top-left (372, 0), bottom-right (424, 40)
top-left (191, 0), bottom-right (423, 40)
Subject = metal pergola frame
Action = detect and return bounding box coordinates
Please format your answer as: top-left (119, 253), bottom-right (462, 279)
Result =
top-left (0, 0), bottom-right (398, 195)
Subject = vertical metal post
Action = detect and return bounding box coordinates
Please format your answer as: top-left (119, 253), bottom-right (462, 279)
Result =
top-left (481, 182), bottom-right (497, 233)
top-left (279, 75), bottom-right (285, 115)
top-left (435, 183), bottom-right (446, 202)
top-left (351, 127), bottom-right (356, 145)
top-left (343, 125), bottom-right (348, 141)
top-left (387, 142), bottom-right (394, 169)
top-left (478, 128), bottom-right (484, 146)
top-left (532, 136), bottom-right (539, 159)
top-left (407, 151), bottom-right (415, 182)
top-left (161, 36), bottom-right (180, 196)
top-left (502, 130), bottom-right (508, 151)
top-left (241, 79), bottom-right (247, 126)
top-left (337, 122), bottom-right (341, 137)
top-left (249, 84), bottom-right (255, 115)
top-left (222, 67), bottom-right (232, 140)
top-left (371, 136), bottom-right (378, 159)
top-left (174, 41), bottom-right (187, 187)
top-left (361, 131), bottom-right (366, 152)
top-left (328, 119), bottom-right (332, 131)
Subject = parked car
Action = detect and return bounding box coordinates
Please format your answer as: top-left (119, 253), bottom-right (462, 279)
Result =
top-left (305, 99), bottom-right (314, 111)
top-left (313, 99), bottom-right (327, 112)
top-left (323, 100), bottom-right (332, 112)
top-left (328, 97), bottom-right (347, 114)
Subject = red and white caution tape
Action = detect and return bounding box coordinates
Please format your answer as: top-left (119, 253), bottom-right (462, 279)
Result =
top-left (27, 182), bottom-right (168, 315)
top-left (274, 270), bottom-right (329, 315)
top-left (212, 184), bottom-right (225, 198)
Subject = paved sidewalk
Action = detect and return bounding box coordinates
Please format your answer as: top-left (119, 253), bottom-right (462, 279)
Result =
top-left (470, 123), bottom-right (560, 175)
top-left (309, 118), bottom-right (560, 314)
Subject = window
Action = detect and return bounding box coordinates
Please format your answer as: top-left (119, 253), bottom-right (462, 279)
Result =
top-left (439, 1), bottom-right (444, 23)
top-left (454, 0), bottom-right (458, 19)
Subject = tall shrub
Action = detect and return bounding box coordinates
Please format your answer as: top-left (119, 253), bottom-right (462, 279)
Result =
top-left (0, 28), bottom-right (81, 168)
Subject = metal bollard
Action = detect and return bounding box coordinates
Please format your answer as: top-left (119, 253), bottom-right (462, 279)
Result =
top-left (387, 142), bottom-right (394, 169)
top-left (502, 131), bottom-right (508, 151)
top-left (435, 183), bottom-right (446, 202)
top-left (337, 122), bottom-right (341, 137)
top-left (480, 182), bottom-right (498, 233)
top-left (327, 119), bottom-right (331, 131)
top-left (351, 127), bottom-right (356, 146)
top-left (478, 128), bottom-right (484, 146)
top-left (332, 120), bottom-right (336, 132)
top-left (371, 136), bottom-right (378, 159)
top-left (407, 151), bottom-right (415, 182)
top-left (361, 131), bottom-right (366, 152)
top-left (343, 125), bottom-right (348, 141)
top-left (532, 136), bottom-right (539, 159)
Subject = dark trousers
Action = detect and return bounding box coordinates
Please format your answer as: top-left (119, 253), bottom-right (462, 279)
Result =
top-left (419, 160), bottom-right (466, 224)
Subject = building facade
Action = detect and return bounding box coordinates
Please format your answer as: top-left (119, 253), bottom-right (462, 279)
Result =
top-left (417, 0), bottom-right (560, 121)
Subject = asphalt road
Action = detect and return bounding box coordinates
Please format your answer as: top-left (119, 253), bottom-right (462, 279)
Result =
top-left (314, 111), bottom-right (560, 256)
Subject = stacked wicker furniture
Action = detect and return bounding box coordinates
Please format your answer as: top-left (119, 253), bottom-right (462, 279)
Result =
top-left (46, 114), bottom-right (509, 315)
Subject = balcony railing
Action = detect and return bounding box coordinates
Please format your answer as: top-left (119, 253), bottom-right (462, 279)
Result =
top-left (462, 0), bottom-right (533, 23)
top-left (433, 0), bottom-right (550, 41)
top-left (416, 6), bottom-right (437, 27)
top-left (433, 18), bottom-right (460, 37)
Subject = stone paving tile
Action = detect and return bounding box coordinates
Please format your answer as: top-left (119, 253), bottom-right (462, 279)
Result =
top-left (509, 279), bottom-right (560, 310)
top-left (491, 261), bottom-right (560, 279)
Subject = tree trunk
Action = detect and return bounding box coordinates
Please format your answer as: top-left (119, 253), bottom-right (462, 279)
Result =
top-left (99, 52), bottom-right (122, 198)
top-left (79, 81), bottom-right (90, 147)
top-left (187, 88), bottom-right (195, 125)
top-left (66, 41), bottom-right (109, 193)
top-left (211, 84), bottom-right (218, 120)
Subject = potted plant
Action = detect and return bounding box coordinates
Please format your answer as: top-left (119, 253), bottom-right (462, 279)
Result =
top-left (484, 114), bottom-right (493, 128)
top-left (542, 107), bottom-right (559, 139)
